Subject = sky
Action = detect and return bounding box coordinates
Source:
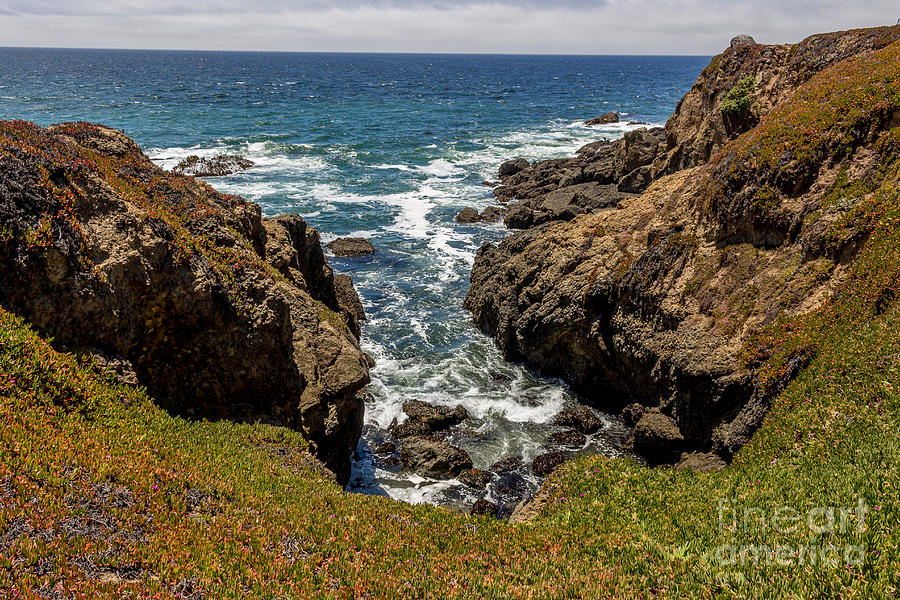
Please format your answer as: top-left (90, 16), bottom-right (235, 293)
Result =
top-left (0, 1), bottom-right (898, 54)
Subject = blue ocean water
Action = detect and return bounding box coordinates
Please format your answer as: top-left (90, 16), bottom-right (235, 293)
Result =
top-left (0, 48), bottom-right (708, 507)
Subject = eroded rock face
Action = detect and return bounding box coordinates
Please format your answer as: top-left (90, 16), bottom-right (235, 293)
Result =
top-left (465, 26), bottom-right (900, 464)
top-left (0, 121), bottom-right (369, 486)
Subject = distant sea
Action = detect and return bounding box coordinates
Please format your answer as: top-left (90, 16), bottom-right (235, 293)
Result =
top-left (0, 48), bottom-right (709, 507)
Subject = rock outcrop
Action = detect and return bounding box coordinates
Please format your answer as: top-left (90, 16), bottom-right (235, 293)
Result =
top-left (466, 26), bottom-right (900, 465)
top-left (326, 237), bottom-right (376, 257)
top-left (0, 121), bottom-right (369, 486)
top-left (585, 112), bottom-right (619, 126)
top-left (173, 154), bottom-right (255, 177)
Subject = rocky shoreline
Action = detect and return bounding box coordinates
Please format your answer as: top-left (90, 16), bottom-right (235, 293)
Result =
top-left (465, 26), bottom-right (900, 468)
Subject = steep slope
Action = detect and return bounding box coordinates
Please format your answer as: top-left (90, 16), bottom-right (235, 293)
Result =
top-left (0, 121), bottom-right (369, 484)
top-left (466, 28), bottom-right (900, 464)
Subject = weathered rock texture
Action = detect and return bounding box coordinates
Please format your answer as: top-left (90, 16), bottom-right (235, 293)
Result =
top-left (466, 26), bottom-right (900, 464)
top-left (0, 121), bottom-right (369, 485)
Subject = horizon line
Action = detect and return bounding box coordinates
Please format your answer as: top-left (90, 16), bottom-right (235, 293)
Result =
top-left (0, 45), bottom-right (713, 58)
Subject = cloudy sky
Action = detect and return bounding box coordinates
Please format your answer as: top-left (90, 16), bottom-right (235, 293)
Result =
top-left (0, 1), bottom-right (898, 54)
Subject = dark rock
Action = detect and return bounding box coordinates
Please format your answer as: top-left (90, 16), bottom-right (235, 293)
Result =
top-left (374, 442), bottom-right (396, 455)
top-left (325, 237), bottom-right (376, 257)
top-left (482, 180), bottom-right (499, 187)
top-left (503, 204), bottom-right (535, 229)
top-left (584, 112), bottom-right (619, 126)
top-left (456, 207), bottom-right (481, 223)
top-left (459, 468), bottom-right (493, 489)
top-left (399, 436), bottom-right (473, 478)
top-left (545, 429), bottom-right (586, 449)
top-left (621, 403), bottom-right (646, 427)
top-left (632, 411), bottom-right (685, 455)
top-left (363, 353), bottom-right (377, 368)
top-left (479, 206), bottom-right (505, 223)
top-left (618, 165), bottom-right (653, 194)
top-left (532, 451), bottom-right (567, 476)
top-left (676, 452), bottom-right (727, 473)
top-left (489, 456), bottom-right (524, 473)
top-left (493, 471), bottom-right (529, 506)
top-left (401, 400), bottom-right (468, 433)
top-left (627, 121), bottom-right (651, 126)
top-left (471, 498), bottom-right (500, 517)
top-left (389, 418), bottom-right (431, 439)
top-left (552, 406), bottom-right (603, 434)
top-left (0, 122), bottom-right (368, 487)
top-left (499, 158), bottom-right (530, 178)
top-left (173, 154), bottom-right (255, 177)
top-left (730, 34), bottom-right (757, 49)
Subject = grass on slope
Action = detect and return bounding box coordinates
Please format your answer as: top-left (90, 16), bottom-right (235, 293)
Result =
top-left (4, 40), bottom-right (900, 600)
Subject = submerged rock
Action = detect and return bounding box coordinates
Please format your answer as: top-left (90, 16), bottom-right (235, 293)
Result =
top-left (326, 237), bottom-right (376, 257)
top-left (489, 456), bottom-right (524, 473)
top-left (545, 429), bottom-right (586, 449)
top-left (399, 436), bottom-right (473, 478)
top-left (173, 154), bottom-right (255, 177)
top-left (460, 468), bottom-right (493, 490)
top-left (552, 406), bottom-right (603, 434)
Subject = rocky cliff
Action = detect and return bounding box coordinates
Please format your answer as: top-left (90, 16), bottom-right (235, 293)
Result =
top-left (466, 26), bottom-right (900, 464)
top-left (0, 121), bottom-right (369, 485)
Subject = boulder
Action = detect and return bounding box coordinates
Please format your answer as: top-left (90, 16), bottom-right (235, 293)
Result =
top-left (489, 456), bottom-right (524, 473)
top-left (584, 112), bottom-right (619, 126)
top-left (401, 400), bottom-right (468, 432)
top-left (325, 237), bottom-right (376, 257)
top-left (730, 34), bottom-right (757, 49)
top-left (456, 207), bottom-right (481, 223)
top-left (632, 411), bottom-right (685, 455)
top-left (532, 451), bottom-right (567, 476)
top-left (545, 429), bottom-right (586, 449)
top-left (503, 204), bottom-right (535, 229)
top-left (676, 452), bottom-right (727, 473)
top-left (173, 154), bottom-right (255, 177)
top-left (399, 436), bottom-right (473, 478)
top-left (459, 469), bottom-right (493, 489)
top-left (552, 406), bottom-right (603, 434)
top-left (479, 206), bottom-right (505, 223)
top-left (499, 158), bottom-right (530, 178)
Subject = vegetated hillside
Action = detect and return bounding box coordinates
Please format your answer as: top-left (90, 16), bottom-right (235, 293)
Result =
top-left (0, 121), bottom-right (369, 484)
top-left (466, 26), bottom-right (900, 466)
top-left (2, 29), bottom-right (900, 599)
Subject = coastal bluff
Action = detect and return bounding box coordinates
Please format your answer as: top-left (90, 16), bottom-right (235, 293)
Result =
top-left (466, 25), bottom-right (900, 465)
top-left (0, 121), bottom-right (369, 485)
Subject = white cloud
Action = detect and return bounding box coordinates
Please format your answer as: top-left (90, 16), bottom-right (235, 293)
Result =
top-left (0, 1), bottom-right (897, 53)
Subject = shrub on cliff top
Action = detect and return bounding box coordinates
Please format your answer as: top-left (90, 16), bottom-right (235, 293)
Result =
top-left (720, 76), bottom-right (757, 116)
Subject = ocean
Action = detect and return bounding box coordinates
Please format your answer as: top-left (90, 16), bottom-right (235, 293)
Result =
top-left (0, 48), bottom-right (709, 509)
